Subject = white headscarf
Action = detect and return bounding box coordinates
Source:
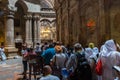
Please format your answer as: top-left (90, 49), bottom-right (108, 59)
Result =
top-left (85, 48), bottom-right (93, 59)
top-left (104, 39), bottom-right (117, 56)
top-left (99, 45), bottom-right (108, 57)
top-left (93, 47), bottom-right (99, 55)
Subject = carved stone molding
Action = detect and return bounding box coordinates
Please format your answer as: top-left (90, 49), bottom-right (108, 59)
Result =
top-left (6, 11), bottom-right (14, 19)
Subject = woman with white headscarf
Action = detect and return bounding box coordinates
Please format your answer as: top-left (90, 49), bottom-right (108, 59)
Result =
top-left (99, 39), bottom-right (120, 80)
top-left (85, 48), bottom-right (98, 80)
top-left (85, 48), bottom-right (93, 59)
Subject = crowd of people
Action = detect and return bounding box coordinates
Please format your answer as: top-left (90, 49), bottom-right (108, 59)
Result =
top-left (20, 39), bottom-right (120, 80)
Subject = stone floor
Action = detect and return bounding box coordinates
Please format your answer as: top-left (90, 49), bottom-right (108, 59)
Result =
top-left (0, 57), bottom-right (23, 80)
top-left (0, 56), bottom-right (40, 80)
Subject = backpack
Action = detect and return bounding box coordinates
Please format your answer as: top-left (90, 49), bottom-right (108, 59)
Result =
top-left (70, 52), bottom-right (92, 80)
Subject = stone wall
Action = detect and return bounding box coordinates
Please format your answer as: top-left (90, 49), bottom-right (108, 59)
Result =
top-left (55, 0), bottom-right (120, 47)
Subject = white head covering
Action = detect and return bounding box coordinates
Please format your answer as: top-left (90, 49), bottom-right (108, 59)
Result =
top-left (85, 48), bottom-right (93, 58)
top-left (99, 45), bottom-right (108, 57)
top-left (104, 39), bottom-right (117, 52)
top-left (103, 39), bottom-right (117, 57)
top-left (93, 47), bottom-right (99, 54)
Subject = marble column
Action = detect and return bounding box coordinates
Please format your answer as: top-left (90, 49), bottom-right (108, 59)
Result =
top-left (33, 14), bottom-right (40, 44)
top-left (37, 18), bottom-right (41, 43)
top-left (33, 16), bottom-right (37, 43)
top-left (29, 14), bottom-right (32, 45)
top-left (4, 11), bottom-right (18, 54)
top-left (24, 14), bottom-right (32, 46)
top-left (24, 15), bottom-right (29, 43)
top-left (5, 12), bottom-right (15, 47)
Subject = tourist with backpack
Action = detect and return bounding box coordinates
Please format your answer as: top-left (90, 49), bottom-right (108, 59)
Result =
top-left (66, 43), bottom-right (92, 80)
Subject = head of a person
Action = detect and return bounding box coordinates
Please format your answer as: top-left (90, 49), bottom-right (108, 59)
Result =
top-left (55, 45), bottom-right (62, 53)
top-left (49, 43), bottom-right (54, 48)
top-left (99, 45), bottom-right (108, 57)
top-left (43, 65), bottom-right (52, 76)
top-left (93, 47), bottom-right (99, 54)
top-left (29, 47), bottom-right (34, 52)
top-left (22, 45), bottom-right (27, 50)
top-left (36, 43), bottom-right (40, 45)
top-left (89, 43), bottom-right (95, 49)
top-left (44, 42), bottom-right (48, 45)
top-left (104, 39), bottom-right (117, 52)
top-left (74, 43), bottom-right (82, 52)
top-left (85, 48), bottom-right (93, 57)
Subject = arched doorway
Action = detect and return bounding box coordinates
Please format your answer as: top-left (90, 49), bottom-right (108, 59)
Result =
top-left (15, 1), bottom-right (28, 43)
top-left (14, 1), bottom-right (28, 53)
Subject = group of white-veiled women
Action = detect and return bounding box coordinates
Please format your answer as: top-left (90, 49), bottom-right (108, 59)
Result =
top-left (85, 39), bottom-right (120, 80)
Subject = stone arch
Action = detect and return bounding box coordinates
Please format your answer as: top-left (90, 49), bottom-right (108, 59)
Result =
top-left (15, 0), bottom-right (28, 13)
top-left (40, 19), bottom-right (51, 23)
top-left (14, 0), bottom-right (28, 43)
top-left (51, 19), bottom-right (56, 23)
top-left (40, 0), bottom-right (52, 8)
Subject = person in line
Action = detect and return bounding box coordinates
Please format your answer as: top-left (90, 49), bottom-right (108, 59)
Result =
top-left (98, 39), bottom-right (120, 80)
top-left (51, 45), bottom-right (67, 79)
top-left (35, 43), bottom-right (41, 56)
top-left (85, 48), bottom-right (97, 80)
top-left (39, 65), bottom-right (60, 80)
top-left (66, 43), bottom-right (84, 71)
top-left (66, 43), bottom-right (92, 80)
top-left (21, 45), bottom-right (28, 79)
top-left (42, 44), bottom-right (56, 65)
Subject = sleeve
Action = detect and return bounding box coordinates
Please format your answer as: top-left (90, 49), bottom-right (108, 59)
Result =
top-left (41, 50), bottom-right (46, 58)
top-left (51, 55), bottom-right (55, 63)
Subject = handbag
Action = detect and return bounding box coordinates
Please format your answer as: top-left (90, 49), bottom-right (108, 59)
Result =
top-left (95, 59), bottom-right (102, 75)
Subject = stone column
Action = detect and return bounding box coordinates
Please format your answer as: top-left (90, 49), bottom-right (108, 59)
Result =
top-left (29, 14), bottom-right (33, 46)
top-left (5, 12), bottom-right (15, 47)
top-left (37, 18), bottom-right (41, 43)
top-left (4, 11), bottom-right (18, 54)
top-left (24, 15), bottom-right (29, 43)
top-left (33, 14), bottom-right (40, 44)
top-left (24, 14), bottom-right (33, 46)
top-left (33, 17), bottom-right (37, 43)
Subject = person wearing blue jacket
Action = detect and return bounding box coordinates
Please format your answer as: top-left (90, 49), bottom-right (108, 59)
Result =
top-left (42, 44), bottom-right (56, 65)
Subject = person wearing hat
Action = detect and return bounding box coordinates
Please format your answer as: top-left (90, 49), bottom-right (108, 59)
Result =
top-left (51, 45), bottom-right (67, 79)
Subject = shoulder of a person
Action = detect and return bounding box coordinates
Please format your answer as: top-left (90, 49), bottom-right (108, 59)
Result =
top-left (50, 75), bottom-right (60, 80)
top-left (69, 53), bottom-right (76, 58)
top-left (110, 51), bottom-right (120, 55)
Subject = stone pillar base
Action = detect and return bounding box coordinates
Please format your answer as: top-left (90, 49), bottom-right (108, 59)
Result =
top-left (5, 47), bottom-right (18, 57)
